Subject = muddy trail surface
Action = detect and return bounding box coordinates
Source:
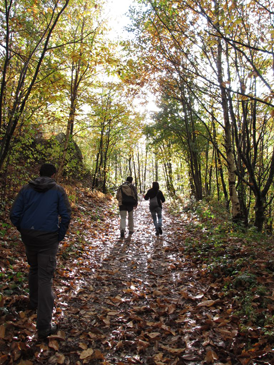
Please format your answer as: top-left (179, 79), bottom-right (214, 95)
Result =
top-left (1, 192), bottom-right (273, 365)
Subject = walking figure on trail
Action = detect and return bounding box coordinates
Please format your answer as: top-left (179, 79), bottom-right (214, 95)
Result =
top-left (10, 163), bottom-right (71, 339)
top-left (144, 182), bottom-right (165, 236)
top-left (116, 176), bottom-right (138, 238)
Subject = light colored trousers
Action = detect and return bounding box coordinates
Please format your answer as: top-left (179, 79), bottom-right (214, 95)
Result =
top-left (120, 209), bottom-right (134, 231)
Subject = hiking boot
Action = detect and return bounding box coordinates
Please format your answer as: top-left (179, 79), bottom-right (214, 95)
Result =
top-left (156, 229), bottom-right (159, 236)
top-left (158, 227), bottom-right (162, 235)
top-left (38, 323), bottom-right (58, 339)
top-left (120, 230), bottom-right (125, 238)
top-left (129, 231), bottom-right (134, 235)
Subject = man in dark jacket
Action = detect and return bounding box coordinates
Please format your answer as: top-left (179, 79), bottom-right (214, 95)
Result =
top-left (10, 163), bottom-right (71, 338)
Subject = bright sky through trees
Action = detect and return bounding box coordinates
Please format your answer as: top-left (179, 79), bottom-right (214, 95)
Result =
top-left (105, 0), bottom-right (159, 117)
top-left (107, 0), bottom-right (132, 37)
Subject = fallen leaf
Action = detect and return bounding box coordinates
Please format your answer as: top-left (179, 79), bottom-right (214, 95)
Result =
top-left (48, 339), bottom-right (59, 351)
top-left (147, 332), bottom-right (161, 339)
top-left (79, 342), bottom-right (88, 350)
top-left (205, 348), bottom-right (219, 363)
top-left (49, 330), bottom-right (66, 341)
top-left (0, 324), bottom-right (5, 339)
top-left (197, 300), bottom-right (216, 307)
top-left (79, 348), bottom-right (94, 359)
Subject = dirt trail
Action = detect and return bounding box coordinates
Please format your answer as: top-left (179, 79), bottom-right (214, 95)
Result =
top-left (3, 196), bottom-right (265, 364)
top-left (53, 199), bottom-right (239, 365)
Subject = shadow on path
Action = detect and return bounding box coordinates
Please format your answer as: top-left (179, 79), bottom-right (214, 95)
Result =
top-left (56, 199), bottom-right (241, 365)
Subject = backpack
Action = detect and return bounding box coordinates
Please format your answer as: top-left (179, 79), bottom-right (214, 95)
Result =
top-left (121, 185), bottom-right (137, 206)
top-left (149, 193), bottom-right (159, 210)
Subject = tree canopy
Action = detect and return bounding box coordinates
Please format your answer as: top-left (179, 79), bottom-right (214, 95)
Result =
top-left (0, 0), bottom-right (273, 232)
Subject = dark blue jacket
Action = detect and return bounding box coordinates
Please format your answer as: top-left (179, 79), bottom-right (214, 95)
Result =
top-left (10, 177), bottom-right (71, 245)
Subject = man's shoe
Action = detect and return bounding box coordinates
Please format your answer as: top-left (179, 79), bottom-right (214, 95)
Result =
top-left (120, 230), bottom-right (125, 238)
top-left (158, 227), bottom-right (162, 235)
top-left (156, 229), bottom-right (159, 236)
top-left (129, 231), bottom-right (133, 235)
top-left (38, 324), bottom-right (58, 339)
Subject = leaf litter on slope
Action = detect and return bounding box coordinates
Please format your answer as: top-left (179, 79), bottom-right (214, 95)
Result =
top-left (0, 187), bottom-right (273, 364)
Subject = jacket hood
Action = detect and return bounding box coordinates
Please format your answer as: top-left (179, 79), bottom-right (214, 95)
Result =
top-left (29, 176), bottom-right (56, 193)
top-left (122, 182), bottom-right (134, 195)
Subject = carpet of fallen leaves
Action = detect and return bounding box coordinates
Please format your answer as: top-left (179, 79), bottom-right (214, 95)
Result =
top-left (0, 186), bottom-right (274, 365)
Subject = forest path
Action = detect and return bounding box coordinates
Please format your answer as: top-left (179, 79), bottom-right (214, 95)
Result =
top-left (53, 198), bottom-right (239, 365)
top-left (3, 194), bottom-right (266, 364)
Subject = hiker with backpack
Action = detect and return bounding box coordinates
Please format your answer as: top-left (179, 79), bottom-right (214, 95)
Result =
top-left (116, 177), bottom-right (138, 238)
top-left (144, 182), bottom-right (165, 236)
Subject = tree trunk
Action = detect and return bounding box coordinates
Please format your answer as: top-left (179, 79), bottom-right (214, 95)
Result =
top-left (254, 196), bottom-right (266, 232)
top-left (215, 25), bottom-right (242, 221)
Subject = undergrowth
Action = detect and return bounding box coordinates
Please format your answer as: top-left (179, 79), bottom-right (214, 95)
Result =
top-left (168, 197), bottom-right (274, 340)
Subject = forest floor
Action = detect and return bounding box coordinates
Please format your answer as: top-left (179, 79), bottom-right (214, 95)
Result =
top-left (0, 186), bottom-right (274, 365)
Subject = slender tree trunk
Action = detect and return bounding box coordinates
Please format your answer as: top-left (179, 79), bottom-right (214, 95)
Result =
top-left (92, 153), bottom-right (100, 189)
top-left (215, 29), bottom-right (242, 221)
top-left (155, 155), bottom-right (158, 182)
top-left (56, 105), bottom-right (75, 180)
top-left (143, 148), bottom-right (148, 193)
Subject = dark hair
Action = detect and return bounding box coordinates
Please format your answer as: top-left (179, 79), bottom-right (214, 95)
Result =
top-left (40, 163), bottom-right (57, 177)
top-left (126, 176), bottom-right (133, 183)
top-left (152, 181), bottom-right (159, 191)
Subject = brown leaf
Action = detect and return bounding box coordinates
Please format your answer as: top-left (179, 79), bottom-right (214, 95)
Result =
top-left (79, 342), bottom-right (88, 350)
top-left (48, 339), bottom-right (59, 351)
top-left (137, 339), bottom-right (150, 351)
top-left (153, 353), bottom-right (164, 361)
top-left (205, 349), bottom-right (218, 363)
top-left (48, 353), bottom-right (65, 364)
top-left (197, 300), bottom-right (216, 307)
top-left (93, 349), bottom-right (105, 360)
top-left (0, 324), bottom-right (5, 339)
top-left (161, 344), bottom-right (185, 355)
top-left (167, 304), bottom-right (177, 314)
top-left (107, 311), bottom-right (120, 316)
top-left (11, 342), bottom-right (22, 361)
top-left (79, 348), bottom-right (94, 359)
top-left (147, 332), bottom-right (161, 339)
top-left (161, 324), bottom-right (176, 335)
top-left (49, 330), bottom-right (66, 341)
top-left (214, 328), bottom-right (237, 339)
top-left (102, 316), bottom-right (110, 326)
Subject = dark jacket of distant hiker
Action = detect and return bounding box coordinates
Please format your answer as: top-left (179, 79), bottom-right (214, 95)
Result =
top-left (144, 187), bottom-right (165, 210)
top-left (10, 176), bottom-right (71, 246)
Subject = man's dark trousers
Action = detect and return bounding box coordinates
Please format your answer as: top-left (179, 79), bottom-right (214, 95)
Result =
top-left (24, 239), bottom-right (59, 331)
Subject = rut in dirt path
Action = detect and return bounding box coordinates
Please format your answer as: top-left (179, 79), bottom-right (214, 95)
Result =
top-left (56, 199), bottom-right (239, 365)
